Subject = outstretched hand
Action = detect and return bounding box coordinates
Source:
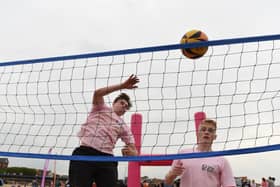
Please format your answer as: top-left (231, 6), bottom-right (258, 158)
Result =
top-left (165, 160), bottom-right (185, 185)
top-left (170, 160), bottom-right (184, 176)
top-left (121, 74), bottom-right (139, 89)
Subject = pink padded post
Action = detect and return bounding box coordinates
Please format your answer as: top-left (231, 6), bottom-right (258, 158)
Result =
top-left (127, 112), bottom-right (206, 187)
top-left (194, 112), bottom-right (206, 142)
top-left (139, 158), bottom-right (172, 166)
top-left (41, 148), bottom-right (52, 187)
top-left (127, 113), bottom-right (142, 187)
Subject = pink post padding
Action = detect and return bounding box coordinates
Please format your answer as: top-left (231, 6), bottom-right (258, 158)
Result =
top-left (130, 114), bottom-right (142, 153)
top-left (139, 158), bottom-right (172, 166)
top-left (194, 112), bottom-right (206, 142)
top-left (41, 148), bottom-right (52, 187)
top-left (128, 113), bottom-right (142, 187)
top-left (127, 112), bottom-right (206, 187)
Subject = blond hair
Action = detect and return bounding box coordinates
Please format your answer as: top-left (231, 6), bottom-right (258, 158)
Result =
top-left (200, 119), bottom-right (217, 128)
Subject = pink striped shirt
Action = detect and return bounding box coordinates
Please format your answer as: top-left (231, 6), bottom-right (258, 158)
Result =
top-left (78, 104), bottom-right (135, 154)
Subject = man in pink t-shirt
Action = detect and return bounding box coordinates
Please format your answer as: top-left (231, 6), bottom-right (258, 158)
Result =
top-left (165, 119), bottom-right (236, 187)
top-left (69, 75), bottom-right (139, 187)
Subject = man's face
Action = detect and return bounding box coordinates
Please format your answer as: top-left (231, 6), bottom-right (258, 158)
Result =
top-left (113, 99), bottom-right (129, 116)
top-left (197, 122), bottom-right (217, 145)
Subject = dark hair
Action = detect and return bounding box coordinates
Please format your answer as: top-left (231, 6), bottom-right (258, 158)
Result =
top-left (113, 93), bottom-right (132, 110)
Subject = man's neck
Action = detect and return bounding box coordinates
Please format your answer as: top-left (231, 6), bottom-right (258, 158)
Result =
top-left (196, 144), bottom-right (212, 152)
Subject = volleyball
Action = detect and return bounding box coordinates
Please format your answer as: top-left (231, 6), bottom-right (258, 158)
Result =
top-left (180, 29), bottom-right (208, 59)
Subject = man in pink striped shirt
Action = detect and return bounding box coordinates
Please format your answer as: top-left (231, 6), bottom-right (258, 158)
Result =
top-left (165, 119), bottom-right (236, 187)
top-left (69, 75), bottom-right (139, 187)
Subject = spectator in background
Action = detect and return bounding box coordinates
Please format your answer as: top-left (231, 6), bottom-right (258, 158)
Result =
top-left (250, 179), bottom-right (256, 187)
top-left (268, 177), bottom-right (275, 187)
top-left (241, 178), bottom-right (251, 187)
top-left (32, 180), bottom-right (39, 187)
top-left (271, 177), bottom-right (276, 187)
top-left (261, 178), bottom-right (268, 187)
top-left (143, 181), bottom-right (149, 187)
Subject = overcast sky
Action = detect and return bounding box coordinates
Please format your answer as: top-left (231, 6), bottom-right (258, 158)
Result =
top-left (1, 0), bottom-right (280, 185)
top-left (1, 0), bottom-right (280, 62)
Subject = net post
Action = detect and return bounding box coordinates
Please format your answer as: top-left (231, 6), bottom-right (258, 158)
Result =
top-left (194, 112), bottom-right (206, 142)
top-left (127, 113), bottom-right (142, 187)
top-left (40, 148), bottom-right (52, 187)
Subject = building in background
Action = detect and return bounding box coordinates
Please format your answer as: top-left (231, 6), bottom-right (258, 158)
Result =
top-left (0, 158), bottom-right (8, 169)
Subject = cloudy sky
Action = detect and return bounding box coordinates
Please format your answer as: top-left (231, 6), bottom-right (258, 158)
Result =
top-left (1, 0), bottom-right (280, 184)
top-left (1, 0), bottom-right (279, 62)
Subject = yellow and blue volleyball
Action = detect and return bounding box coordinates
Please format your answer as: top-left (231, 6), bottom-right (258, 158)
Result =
top-left (180, 30), bottom-right (208, 59)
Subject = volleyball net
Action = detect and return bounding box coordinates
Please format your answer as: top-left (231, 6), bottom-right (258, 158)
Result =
top-left (1, 34), bottom-right (280, 162)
